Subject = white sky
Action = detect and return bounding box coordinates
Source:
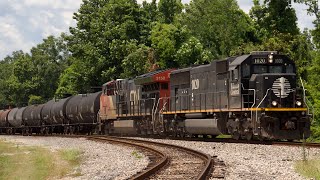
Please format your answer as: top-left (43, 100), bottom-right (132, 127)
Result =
top-left (0, 0), bottom-right (315, 59)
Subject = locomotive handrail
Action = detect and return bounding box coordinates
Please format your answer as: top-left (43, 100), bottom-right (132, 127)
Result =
top-left (152, 98), bottom-right (161, 132)
top-left (240, 83), bottom-right (256, 121)
top-left (255, 88), bottom-right (271, 127)
top-left (300, 77), bottom-right (314, 122)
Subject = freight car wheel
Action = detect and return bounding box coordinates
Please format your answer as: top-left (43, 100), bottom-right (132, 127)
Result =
top-left (232, 131), bottom-right (241, 140)
top-left (245, 132), bottom-right (253, 141)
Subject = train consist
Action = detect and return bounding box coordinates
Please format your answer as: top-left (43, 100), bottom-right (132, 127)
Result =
top-left (0, 51), bottom-right (311, 140)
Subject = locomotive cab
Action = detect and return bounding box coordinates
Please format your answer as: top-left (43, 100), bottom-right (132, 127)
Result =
top-left (228, 51), bottom-right (310, 140)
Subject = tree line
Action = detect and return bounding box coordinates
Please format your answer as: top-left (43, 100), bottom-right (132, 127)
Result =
top-left (1, 0), bottom-right (320, 139)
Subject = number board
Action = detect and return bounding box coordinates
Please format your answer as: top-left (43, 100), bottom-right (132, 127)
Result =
top-left (274, 58), bottom-right (283, 64)
top-left (253, 58), bottom-right (267, 64)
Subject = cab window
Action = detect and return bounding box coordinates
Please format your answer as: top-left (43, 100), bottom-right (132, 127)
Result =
top-left (242, 64), bottom-right (250, 78)
top-left (253, 65), bottom-right (267, 74)
top-left (269, 66), bottom-right (283, 73)
top-left (286, 64), bottom-right (294, 73)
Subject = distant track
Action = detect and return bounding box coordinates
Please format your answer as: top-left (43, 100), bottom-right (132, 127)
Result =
top-left (117, 135), bottom-right (320, 149)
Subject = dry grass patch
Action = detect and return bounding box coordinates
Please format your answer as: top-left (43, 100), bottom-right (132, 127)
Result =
top-left (295, 159), bottom-right (320, 179)
top-left (0, 140), bottom-right (82, 180)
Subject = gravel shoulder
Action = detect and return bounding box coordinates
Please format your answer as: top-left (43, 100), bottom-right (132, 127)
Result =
top-left (0, 136), bottom-right (149, 180)
top-left (131, 138), bottom-right (320, 180)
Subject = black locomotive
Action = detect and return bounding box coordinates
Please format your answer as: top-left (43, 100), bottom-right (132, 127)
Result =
top-left (160, 51), bottom-right (311, 140)
top-left (0, 51), bottom-right (311, 141)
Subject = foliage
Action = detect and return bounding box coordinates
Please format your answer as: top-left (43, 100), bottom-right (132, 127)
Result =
top-left (158, 0), bottom-right (183, 24)
top-left (181, 0), bottom-right (255, 58)
top-left (176, 36), bottom-right (213, 67)
top-left (28, 95), bottom-right (44, 105)
top-left (250, 0), bottom-right (300, 37)
top-left (0, 35), bottom-right (69, 106)
top-left (121, 44), bottom-right (152, 78)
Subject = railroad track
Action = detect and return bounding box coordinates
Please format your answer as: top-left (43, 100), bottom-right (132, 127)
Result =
top-left (120, 135), bottom-right (320, 149)
top-left (87, 136), bottom-right (216, 180)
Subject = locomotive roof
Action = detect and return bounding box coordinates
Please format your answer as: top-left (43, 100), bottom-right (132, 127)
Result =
top-left (136, 69), bottom-right (168, 78)
top-left (171, 67), bottom-right (192, 75)
top-left (134, 69), bottom-right (174, 85)
top-left (229, 55), bottom-right (250, 70)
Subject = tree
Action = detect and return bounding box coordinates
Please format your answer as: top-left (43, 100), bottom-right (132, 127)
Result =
top-left (158, 0), bottom-right (183, 24)
top-left (66, 0), bottom-right (147, 91)
top-left (2, 35), bottom-right (70, 106)
top-left (250, 0), bottom-right (300, 37)
top-left (181, 0), bottom-right (255, 58)
top-left (298, 0), bottom-right (320, 48)
top-left (121, 44), bottom-right (152, 78)
top-left (150, 23), bottom-right (188, 68)
top-left (176, 36), bottom-right (212, 67)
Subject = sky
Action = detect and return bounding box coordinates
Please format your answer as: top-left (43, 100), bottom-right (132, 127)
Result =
top-left (0, 0), bottom-right (315, 60)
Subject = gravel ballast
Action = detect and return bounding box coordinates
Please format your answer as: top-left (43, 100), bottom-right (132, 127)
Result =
top-left (131, 138), bottom-right (319, 180)
top-left (0, 136), bottom-right (149, 180)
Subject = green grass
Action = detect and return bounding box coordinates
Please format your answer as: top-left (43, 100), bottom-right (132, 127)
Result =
top-left (295, 159), bottom-right (320, 179)
top-left (0, 140), bottom-right (82, 180)
top-left (60, 149), bottom-right (82, 166)
top-left (131, 151), bottom-right (143, 159)
top-left (216, 134), bottom-right (232, 138)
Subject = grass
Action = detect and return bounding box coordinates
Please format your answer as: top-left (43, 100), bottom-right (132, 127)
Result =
top-left (131, 151), bottom-right (143, 159)
top-left (0, 140), bottom-right (82, 180)
top-left (295, 159), bottom-right (320, 180)
top-left (216, 134), bottom-right (232, 138)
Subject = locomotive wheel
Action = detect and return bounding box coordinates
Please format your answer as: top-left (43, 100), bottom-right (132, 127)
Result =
top-left (232, 131), bottom-right (241, 140)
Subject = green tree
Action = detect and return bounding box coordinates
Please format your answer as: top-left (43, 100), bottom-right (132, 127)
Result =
top-left (66, 0), bottom-right (147, 92)
top-left (181, 0), bottom-right (255, 58)
top-left (150, 23), bottom-right (188, 68)
top-left (176, 36), bottom-right (212, 67)
top-left (298, 0), bottom-right (320, 48)
top-left (158, 0), bottom-right (183, 24)
top-left (250, 0), bottom-right (300, 37)
top-left (3, 35), bottom-right (70, 106)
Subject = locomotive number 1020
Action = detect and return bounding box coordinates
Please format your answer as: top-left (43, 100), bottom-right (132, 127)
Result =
top-left (254, 58), bottom-right (266, 64)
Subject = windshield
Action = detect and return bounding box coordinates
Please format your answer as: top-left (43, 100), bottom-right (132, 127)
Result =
top-left (286, 64), bottom-right (294, 73)
top-left (269, 66), bottom-right (283, 73)
top-left (253, 65), bottom-right (267, 74)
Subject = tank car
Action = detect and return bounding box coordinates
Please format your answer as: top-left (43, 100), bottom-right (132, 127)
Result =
top-left (0, 109), bottom-right (10, 133)
top-left (65, 92), bottom-right (101, 134)
top-left (50, 98), bottom-right (71, 134)
top-left (22, 104), bottom-right (45, 135)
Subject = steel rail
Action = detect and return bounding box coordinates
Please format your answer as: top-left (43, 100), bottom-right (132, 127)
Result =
top-left (86, 136), bottom-right (168, 180)
top-left (110, 136), bottom-right (213, 180)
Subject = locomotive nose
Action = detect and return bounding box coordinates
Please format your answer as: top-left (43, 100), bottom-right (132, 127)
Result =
top-left (250, 74), bottom-right (296, 108)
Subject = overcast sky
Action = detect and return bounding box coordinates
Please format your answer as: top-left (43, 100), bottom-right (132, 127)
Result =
top-left (0, 0), bottom-right (315, 59)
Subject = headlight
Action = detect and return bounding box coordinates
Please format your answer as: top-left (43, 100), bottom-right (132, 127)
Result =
top-left (268, 54), bottom-right (274, 63)
top-left (272, 101), bottom-right (278, 107)
top-left (296, 101), bottom-right (302, 107)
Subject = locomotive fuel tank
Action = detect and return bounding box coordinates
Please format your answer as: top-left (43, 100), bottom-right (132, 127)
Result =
top-left (113, 120), bottom-right (137, 134)
top-left (185, 119), bottom-right (223, 135)
top-left (7, 108), bottom-right (19, 127)
top-left (78, 91), bottom-right (101, 124)
top-left (51, 97), bottom-right (72, 125)
top-left (41, 100), bottom-right (55, 125)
